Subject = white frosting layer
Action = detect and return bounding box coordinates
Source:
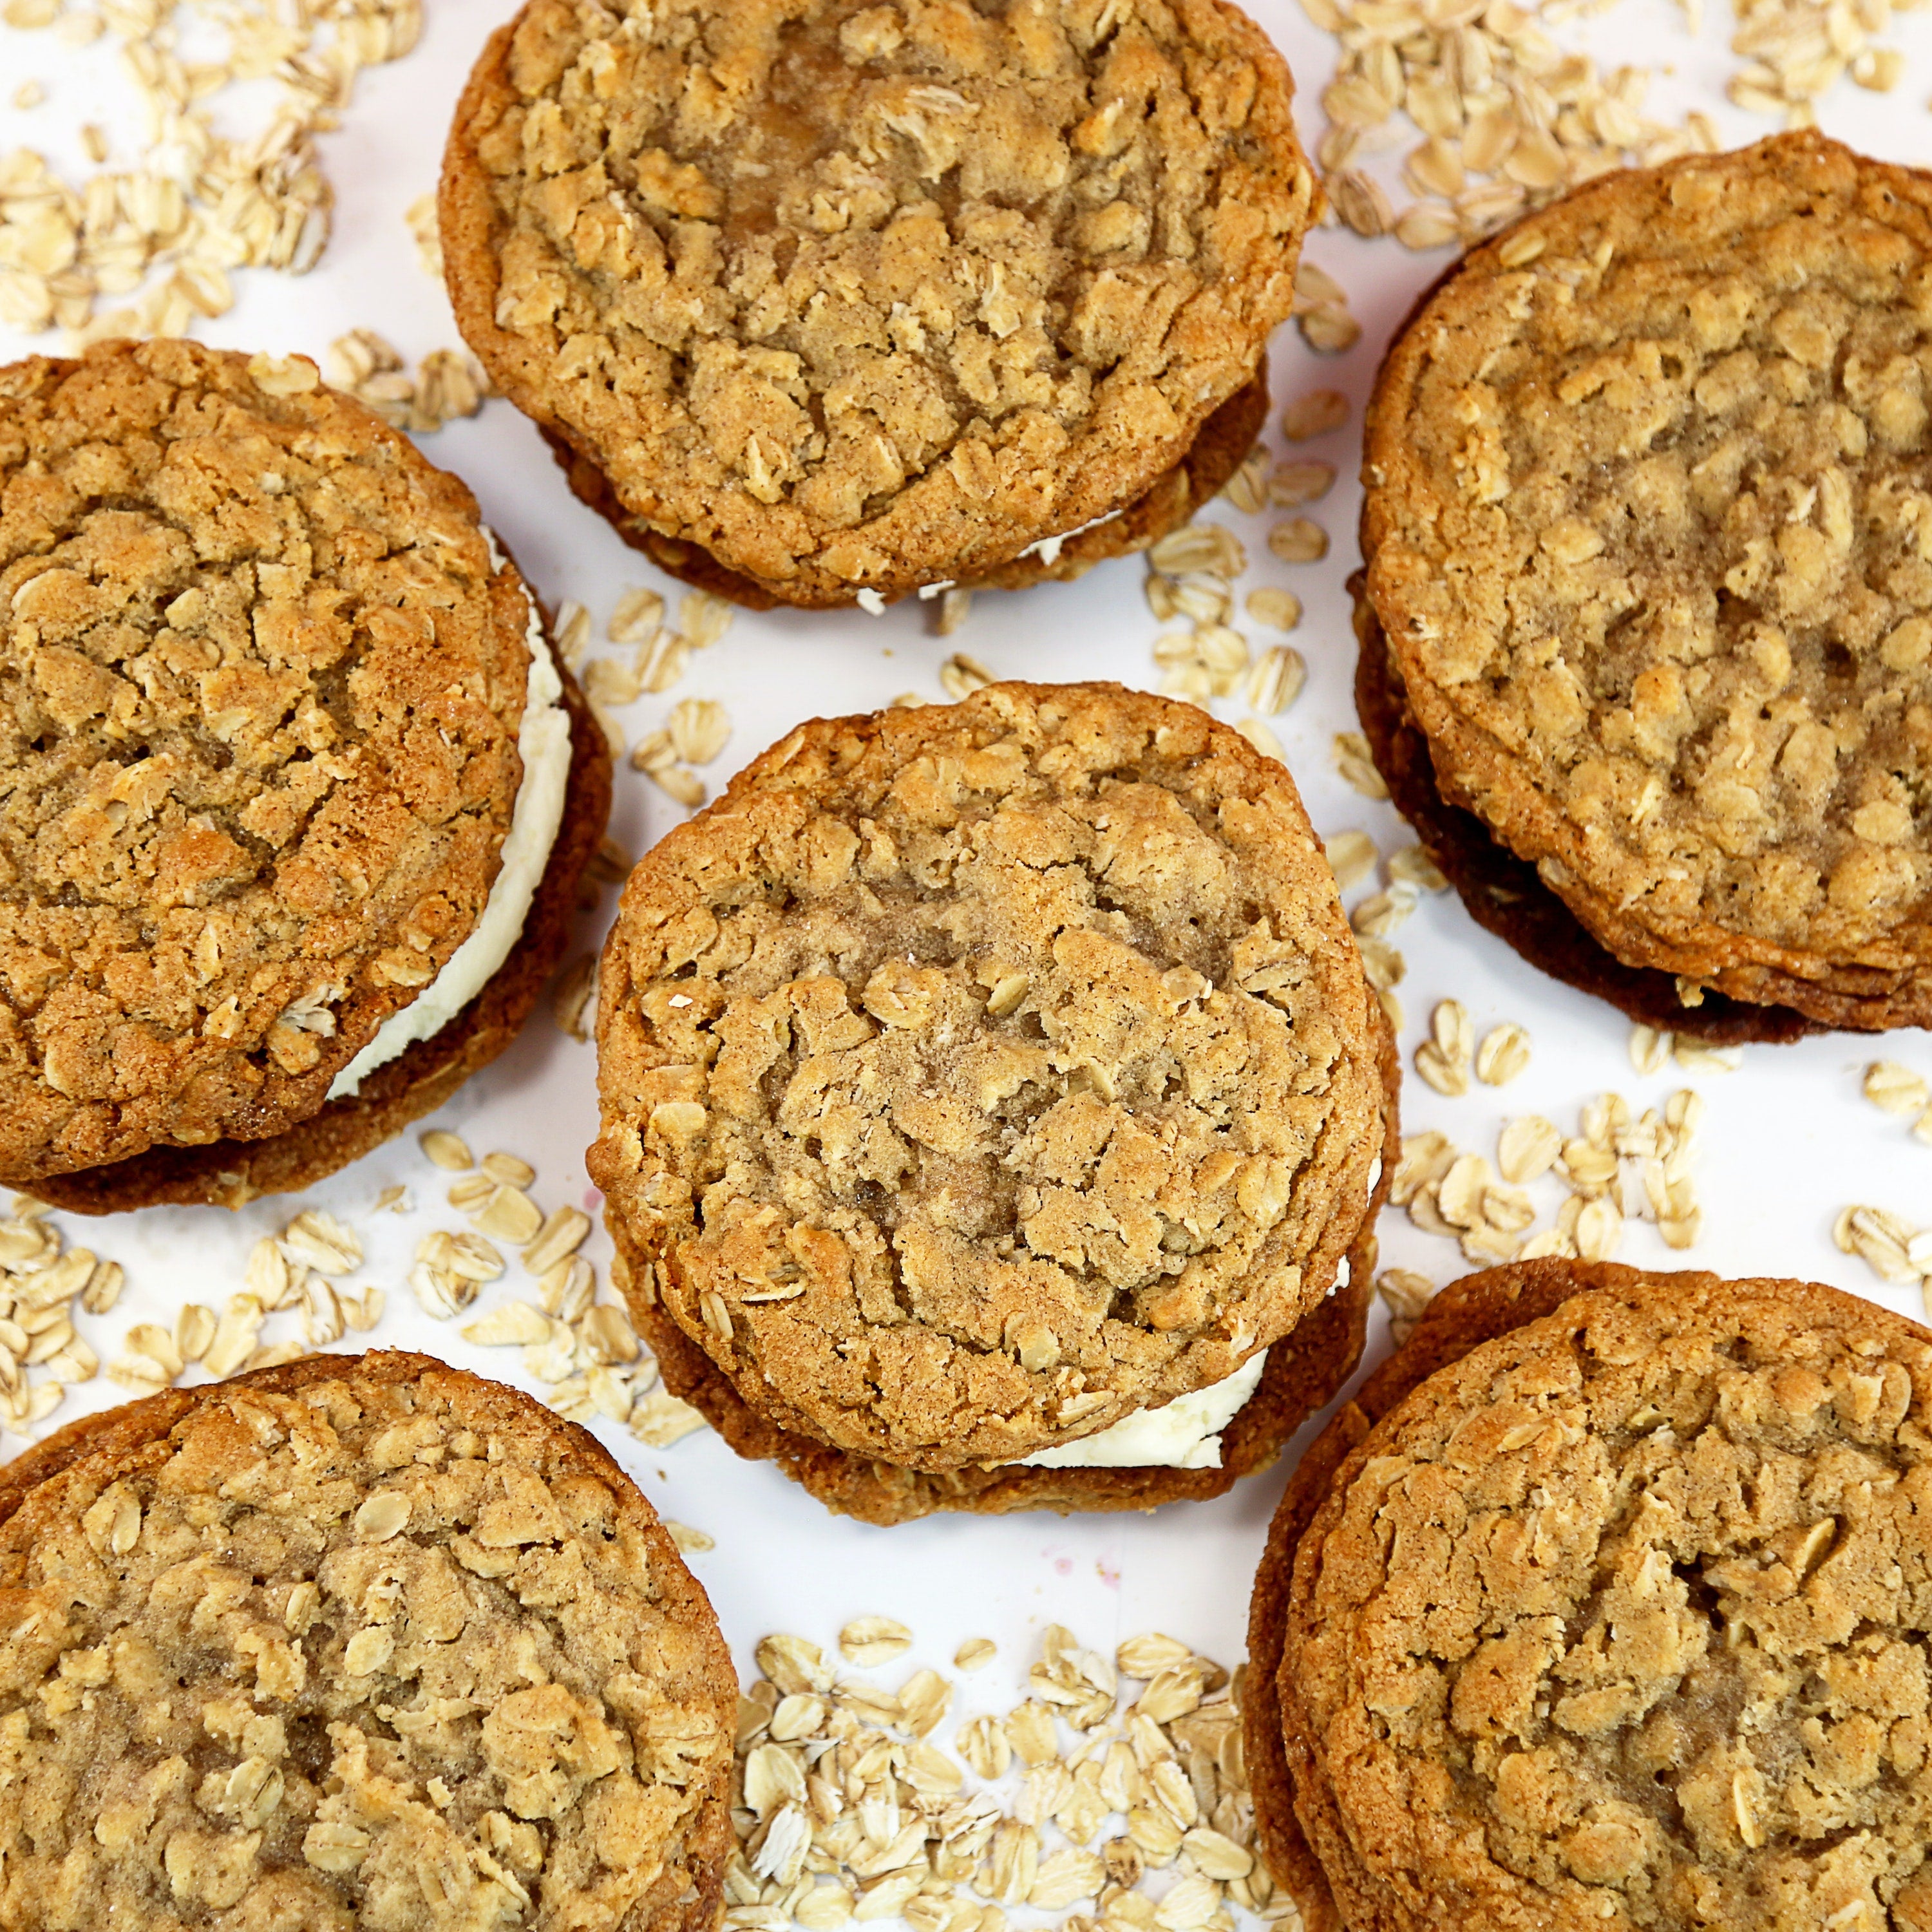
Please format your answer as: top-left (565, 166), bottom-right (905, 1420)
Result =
top-left (328, 569), bottom-right (571, 1101)
top-left (1016, 1350), bottom-right (1269, 1471)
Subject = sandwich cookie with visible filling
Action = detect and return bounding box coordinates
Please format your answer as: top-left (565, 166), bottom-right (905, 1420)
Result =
top-left (440, 0), bottom-right (1313, 611)
top-left (589, 683), bottom-right (1392, 1524)
top-left (1358, 133), bottom-right (1932, 1037)
top-left (0, 339), bottom-right (611, 1213)
top-left (1247, 1260), bottom-right (1932, 1931)
top-left (0, 1349), bottom-right (735, 1931)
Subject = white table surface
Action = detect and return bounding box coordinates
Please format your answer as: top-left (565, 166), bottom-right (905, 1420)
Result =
top-left (5, 0), bottom-right (1932, 1756)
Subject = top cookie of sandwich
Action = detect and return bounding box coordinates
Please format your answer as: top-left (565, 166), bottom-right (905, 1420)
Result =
top-left (589, 683), bottom-right (1383, 1472)
top-left (440, 0), bottom-right (1314, 608)
top-left (1363, 133), bottom-right (1932, 1028)
top-left (1280, 1268), bottom-right (1932, 1931)
top-left (0, 339), bottom-right (535, 1181)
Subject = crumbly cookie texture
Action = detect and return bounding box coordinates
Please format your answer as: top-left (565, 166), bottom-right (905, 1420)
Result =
top-left (589, 683), bottom-right (1383, 1473)
top-left (440, 0), bottom-right (1313, 607)
top-left (1274, 1265), bottom-right (1932, 1932)
top-left (1364, 133), bottom-right (1932, 1029)
top-left (0, 1352), bottom-right (734, 1932)
top-left (1350, 589), bottom-right (1823, 1047)
top-left (0, 339), bottom-right (535, 1182)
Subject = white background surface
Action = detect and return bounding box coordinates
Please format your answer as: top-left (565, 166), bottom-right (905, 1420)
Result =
top-left (4, 0), bottom-right (1932, 1719)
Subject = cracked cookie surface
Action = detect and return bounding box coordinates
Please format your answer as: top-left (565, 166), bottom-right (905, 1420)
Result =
top-left (441, 0), bottom-right (1313, 607)
top-left (1276, 1266), bottom-right (1932, 1932)
top-left (589, 683), bottom-right (1384, 1472)
top-left (1364, 133), bottom-right (1932, 1029)
top-left (0, 1350), bottom-right (734, 1932)
top-left (0, 339), bottom-right (537, 1182)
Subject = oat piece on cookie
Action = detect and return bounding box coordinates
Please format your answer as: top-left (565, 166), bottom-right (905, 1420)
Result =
top-left (1361, 133), bottom-right (1932, 1034)
top-left (589, 683), bottom-right (1387, 1517)
top-left (1248, 1260), bottom-right (1932, 1931)
top-left (441, 0), bottom-right (1314, 609)
top-left (0, 339), bottom-right (611, 1210)
top-left (0, 1350), bottom-right (734, 1931)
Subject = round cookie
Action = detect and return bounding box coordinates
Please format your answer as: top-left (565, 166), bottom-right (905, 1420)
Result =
top-left (588, 682), bottom-right (1387, 1478)
top-left (0, 339), bottom-right (611, 1205)
top-left (1249, 1262), bottom-right (1932, 1931)
top-left (1361, 133), bottom-right (1932, 1033)
top-left (0, 1350), bottom-right (735, 1931)
top-left (440, 0), bottom-right (1314, 609)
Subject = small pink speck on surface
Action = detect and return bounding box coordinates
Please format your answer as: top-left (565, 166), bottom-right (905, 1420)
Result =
top-left (1053, 1557), bottom-right (1074, 1576)
top-left (1097, 1562), bottom-right (1121, 1589)
top-left (583, 1188), bottom-right (603, 1211)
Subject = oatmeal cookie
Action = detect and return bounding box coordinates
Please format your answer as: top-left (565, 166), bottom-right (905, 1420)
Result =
top-left (589, 683), bottom-right (1387, 1477)
top-left (1249, 1262), bottom-right (1932, 1931)
top-left (605, 1007), bottom-right (1394, 1523)
top-left (0, 340), bottom-right (610, 1202)
top-left (0, 1350), bottom-right (735, 1932)
top-left (1363, 133), bottom-right (1932, 1032)
top-left (441, 0), bottom-right (1314, 609)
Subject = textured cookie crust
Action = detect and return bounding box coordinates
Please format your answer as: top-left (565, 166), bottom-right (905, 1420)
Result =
top-left (1257, 1264), bottom-right (1932, 1932)
top-left (589, 683), bottom-right (1384, 1473)
top-left (27, 614), bottom-right (612, 1215)
top-left (0, 1351), bottom-right (735, 1932)
top-left (1363, 133), bottom-right (1932, 1030)
top-left (441, 0), bottom-right (1314, 608)
top-left (545, 372), bottom-right (1269, 611)
top-left (1350, 584), bottom-right (1821, 1047)
top-left (0, 340), bottom-right (537, 1182)
top-left (606, 1009), bottom-right (1394, 1523)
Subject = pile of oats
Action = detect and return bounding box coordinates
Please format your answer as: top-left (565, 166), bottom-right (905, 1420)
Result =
top-left (0, 1197), bottom-right (120, 1433)
top-left (1833, 1202), bottom-right (1932, 1321)
top-left (1302, 0), bottom-right (1720, 251)
top-left (1724, 0), bottom-right (1918, 122)
top-left (728, 1622), bottom-right (1292, 1932)
top-left (575, 586), bottom-right (736, 795)
top-left (1, 0), bottom-right (421, 339)
top-left (413, 1130), bottom-right (707, 1448)
top-left (1390, 1083), bottom-right (1707, 1271)
top-left (323, 328), bottom-right (492, 433)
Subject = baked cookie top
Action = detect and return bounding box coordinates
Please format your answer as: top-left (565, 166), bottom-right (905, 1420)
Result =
top-left (0, 1352), bottom-right (734, 1931)
top-left (440, 0), bottom-right (1313, 607)
top-left (1364, 133), bottom-right (1932, 1021)
top-left (0, 339), bottom-right (535, 1180)
top-left (1285, 1269), bottom-right (1932, 1931)
top-left (589, 682), bottom-right (1383, 1472)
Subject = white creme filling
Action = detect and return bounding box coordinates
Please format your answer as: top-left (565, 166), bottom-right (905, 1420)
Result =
top-left (1011, 1243), bottom-right (1367, 1471)
top-left (328, 561), bottom-right (572, 1101)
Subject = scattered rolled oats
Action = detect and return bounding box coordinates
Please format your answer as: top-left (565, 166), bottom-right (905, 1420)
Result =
top-left (1864, 1062), bottom-right (1929, 1116)
top-left (955, 1638), bottom-right (998, 1673)
top-left (1244, 588), bottom-right (1302, 634)
top-left (1474, 1023), bottom-right (1531, 1087)
top-left (1324, 829), bottom-right (1378, 891)
top-left (1386, 845), bottom-right (1447, 893)
top-left (667, 1520), bottom-right (715, 1553)
top-left (933, 587), bottom-right (975, 638)
top-left (1220, 449), bottom-right (1271, 515)
top-left (1415, 999), bottom-right (1473, 1098)
top-left (1269, 459), bottom-right (1336, 509)
top-left (668, 698), bottom-right (732, 766)
top-left (609, 586), bottom-right (667, 646)
top-left (1332, 732), bottom-right (1389, 800)
top-left (1245, 644), bottom-right (1306, 717)
top-left (1280, 389), bottom-right (1349, 442)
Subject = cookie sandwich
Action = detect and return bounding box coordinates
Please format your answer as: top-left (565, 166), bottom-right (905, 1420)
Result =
top-left (0, 1349), bottom-right (735, 1930)
top-left (0, 339), bottom-right (612, 1213)
top-left (1247, 1259), bottom-right (1932, 1931)
top-left (1358, 133), bottom-right (1932, 1039)
top-left (440, 0), bottom-right (1314, 611)
top-left (589, 683), bottom-right (1394, 1525)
